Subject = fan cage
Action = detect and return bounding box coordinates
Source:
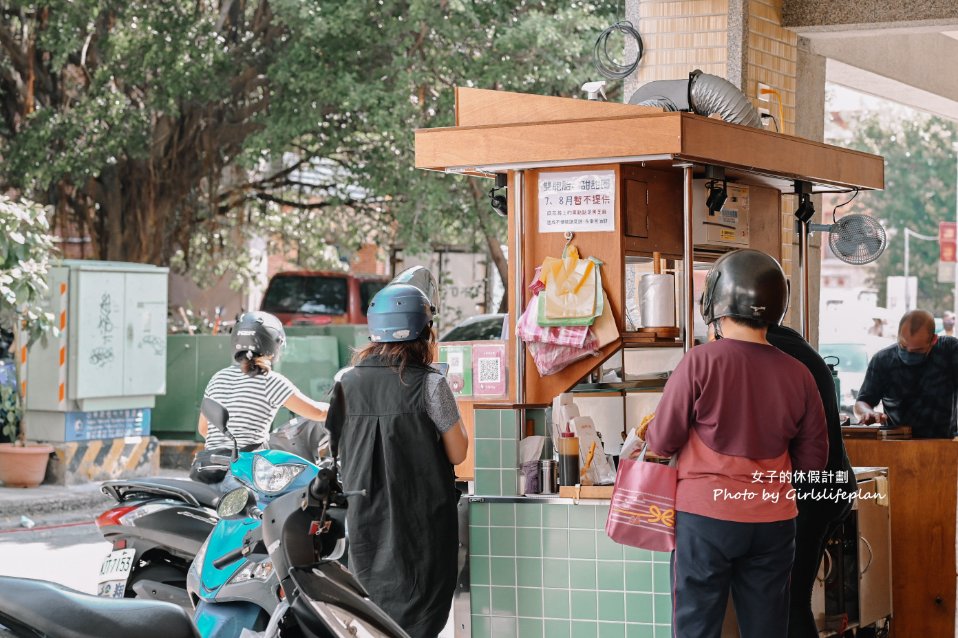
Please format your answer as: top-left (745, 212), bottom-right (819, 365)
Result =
top-left (829, 214), bottom-right (887, 265)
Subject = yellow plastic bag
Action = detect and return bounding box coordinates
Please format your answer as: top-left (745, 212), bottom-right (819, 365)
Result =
top-left (540, 246), bottom-right (597, 320)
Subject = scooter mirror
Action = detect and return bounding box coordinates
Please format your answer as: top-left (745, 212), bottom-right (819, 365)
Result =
top-left (201, 397), bottom-right (230, 434)
top-left (217, 487), bottom-right (254, 519)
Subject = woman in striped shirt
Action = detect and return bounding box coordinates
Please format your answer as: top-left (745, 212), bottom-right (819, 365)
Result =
top-left (198, 311), bottom-right (328, 451)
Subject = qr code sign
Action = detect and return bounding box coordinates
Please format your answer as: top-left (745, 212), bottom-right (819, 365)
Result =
top-left (447, 351), bottom-right (464, 373)
top-left (477, 358), bottom-right (501, 383)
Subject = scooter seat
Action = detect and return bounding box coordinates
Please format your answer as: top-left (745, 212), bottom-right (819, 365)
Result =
top-left (143, 478), bottom-right (222, 508)
top-left (0, 576), bottom-right (199, 638)
top-left (109, 477), bottom-right (222, 509)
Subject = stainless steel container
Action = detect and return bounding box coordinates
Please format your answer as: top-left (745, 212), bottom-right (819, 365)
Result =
top-left (539, 459), bottom-right (557, 494)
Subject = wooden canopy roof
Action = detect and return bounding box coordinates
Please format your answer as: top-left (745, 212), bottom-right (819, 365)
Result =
top-left (415, 87), bottom-right (884, 193)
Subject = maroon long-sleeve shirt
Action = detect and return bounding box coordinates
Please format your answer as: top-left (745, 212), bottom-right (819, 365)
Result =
top-left (646, 338), bottom-right (828, 522)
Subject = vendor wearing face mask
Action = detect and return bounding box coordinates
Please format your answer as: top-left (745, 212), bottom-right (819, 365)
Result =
top-left (855, 309), bottom-right (958, 438)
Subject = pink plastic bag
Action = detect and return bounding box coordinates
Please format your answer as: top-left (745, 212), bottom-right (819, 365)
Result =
top-left (517, 293), bottom-right (592, 348)
top-left (605, 444), bottom-right (677, 552)
top-left (527, 334), bottom-right (597, 376)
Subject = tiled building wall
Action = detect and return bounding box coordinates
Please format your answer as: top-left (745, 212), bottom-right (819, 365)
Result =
top-left (469, 500), bottom-right (673, 638)
top-left (748, 0), bottom-right (798, 136)
top-left (625, 0), bottom-right (730, 98)
top-left (747, 0), bottom-right (800, 307)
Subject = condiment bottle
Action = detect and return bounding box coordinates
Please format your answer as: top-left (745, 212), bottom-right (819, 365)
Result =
top-left (558, 424), bottom-right (580, 487)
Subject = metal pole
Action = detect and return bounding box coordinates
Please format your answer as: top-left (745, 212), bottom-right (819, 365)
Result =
top-left (904, 228), bottom-right (910, 312)
top-left (513, 171), bottom-right (525, 403)
top-left (902, 228), bottom-right (936, 312)
top-left (799, 220), bottom-right (810, 339)
top-left (682, 166), bottom-right (694, 351)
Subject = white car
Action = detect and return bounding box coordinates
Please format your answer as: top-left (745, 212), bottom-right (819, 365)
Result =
top-left (439, 313), bottom-right (507, 342)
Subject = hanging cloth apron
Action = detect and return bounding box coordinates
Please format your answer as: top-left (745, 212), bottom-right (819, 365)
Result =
top-left (326, 357), bottom-right (459, 638)
top-left (539, 246), bottom-right (598, 321)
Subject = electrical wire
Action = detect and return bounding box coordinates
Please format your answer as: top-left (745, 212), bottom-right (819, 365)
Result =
top-left (592, 20), bottom-right (643, 80)
top-left (831, 188), bottom-right (860, 224)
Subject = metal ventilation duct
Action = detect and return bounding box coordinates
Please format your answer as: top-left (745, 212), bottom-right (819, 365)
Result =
top-left (629, 70), bottom-right (762, 128)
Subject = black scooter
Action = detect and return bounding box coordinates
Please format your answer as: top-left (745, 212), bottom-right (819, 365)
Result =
top-left (95, 476), bottom-right (220, 607)
top-left (207, 460), bottom-right (410, 637)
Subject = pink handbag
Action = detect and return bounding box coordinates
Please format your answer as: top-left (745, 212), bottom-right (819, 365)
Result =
top-left (605, 444), bottom-right (677, 552)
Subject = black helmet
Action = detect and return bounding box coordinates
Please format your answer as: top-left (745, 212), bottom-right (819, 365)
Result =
top-left (231, 311), bottom-right (286, 361)
top-left (701, 249), bottom-right (789, 326)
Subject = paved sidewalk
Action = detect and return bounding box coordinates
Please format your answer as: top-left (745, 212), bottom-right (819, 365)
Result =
top-left (0, 469), bottom-right (189, 530)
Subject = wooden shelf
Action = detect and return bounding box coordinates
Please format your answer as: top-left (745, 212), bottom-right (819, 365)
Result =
top-left (558, 485), bottom-right (614, 500)
top-left (622, 334), bottom-right (684, 347)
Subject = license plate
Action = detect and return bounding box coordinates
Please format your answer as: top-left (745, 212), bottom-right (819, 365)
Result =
top-left (96, 549), bottom-right (136, 598)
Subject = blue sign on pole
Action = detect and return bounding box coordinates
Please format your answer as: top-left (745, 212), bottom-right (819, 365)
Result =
top-left (64, 409), bottom-right (152, 441)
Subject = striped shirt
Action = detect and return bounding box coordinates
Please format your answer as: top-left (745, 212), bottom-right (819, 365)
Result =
top-left (202, 365), bottom-right (296, 450)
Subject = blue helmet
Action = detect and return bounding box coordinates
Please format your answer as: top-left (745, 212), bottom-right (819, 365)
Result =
top-left (367, 283), bottom-right (434, 343)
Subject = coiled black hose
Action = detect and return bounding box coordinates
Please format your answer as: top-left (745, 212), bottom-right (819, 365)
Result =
top-left (593, 20), bottom-right (643, 80)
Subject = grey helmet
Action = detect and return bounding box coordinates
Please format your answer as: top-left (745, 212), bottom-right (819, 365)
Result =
top-left (231, 311), bottom-right (286, 362)
top-left (390, 266), bottom-right (439, 312)
top-left (701, 249), bottom-right (789, 326)
top-left (367, 283), bottom-right (434, 343)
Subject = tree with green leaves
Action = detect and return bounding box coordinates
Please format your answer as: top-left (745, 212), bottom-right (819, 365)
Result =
top-left (0, 195), bottom-right (55, 346)
top-left (0, 1), bottom-right (620, 307)
top-left (835, 110), bottom-right (958, 314)
top-left (0, 195), bottom-right (56, 443)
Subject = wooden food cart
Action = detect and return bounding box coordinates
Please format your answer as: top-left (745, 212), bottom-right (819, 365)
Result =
top-left (415, 88), bottom-right (903, 638)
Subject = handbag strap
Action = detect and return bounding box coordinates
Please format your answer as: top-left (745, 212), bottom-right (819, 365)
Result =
top-left (636, 441), bottom-right (678, 468)
top-left (636, 441), bottom-right (649, 462)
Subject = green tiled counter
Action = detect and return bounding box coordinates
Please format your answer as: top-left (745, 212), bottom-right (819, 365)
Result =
top-left (466, 407), bottom-right (673, 638)
top-left (468, 498), bottom-right (672, 638)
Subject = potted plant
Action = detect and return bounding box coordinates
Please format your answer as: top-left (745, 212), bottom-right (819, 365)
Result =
top-left (0, 195), bottom-right (57, 488)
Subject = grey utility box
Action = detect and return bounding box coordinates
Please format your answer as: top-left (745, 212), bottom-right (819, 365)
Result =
top-left (25, 261), bottom-right (169, 442)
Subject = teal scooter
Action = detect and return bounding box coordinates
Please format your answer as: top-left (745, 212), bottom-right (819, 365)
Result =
top-left (186, 397), bottom-right (321, 637)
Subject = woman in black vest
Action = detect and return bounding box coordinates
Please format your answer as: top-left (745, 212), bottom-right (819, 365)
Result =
top-left (326, 281), bottom-right (468, 638)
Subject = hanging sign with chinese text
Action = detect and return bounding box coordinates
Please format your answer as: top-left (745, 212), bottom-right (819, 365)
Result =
top-left (538, 170), bottom-right (615, 233)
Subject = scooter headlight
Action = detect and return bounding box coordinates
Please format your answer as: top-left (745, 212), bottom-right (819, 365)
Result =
top-left (253, 456), bottom-right (306, 493)
top-left (193, 537), bottom-right (210, 574)
top-left (228, 558), bottom-right (274, 584)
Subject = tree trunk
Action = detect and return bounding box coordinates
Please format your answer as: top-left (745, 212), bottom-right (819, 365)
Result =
top-left (469, 180), bottom-right (509, 313)
top-left (102, 167), bottom-right (124, 261)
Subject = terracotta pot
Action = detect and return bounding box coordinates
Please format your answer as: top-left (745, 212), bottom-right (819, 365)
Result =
top-left (0, 443), bottom-right (54, 488)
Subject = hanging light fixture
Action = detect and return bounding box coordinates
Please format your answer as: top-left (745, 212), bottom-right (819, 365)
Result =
top-left (489, 173), bottom-right (508, 218)
top-left (706, 180), bottom-right (728, 214)
top-left (795, 192), bottom-right (816, 224)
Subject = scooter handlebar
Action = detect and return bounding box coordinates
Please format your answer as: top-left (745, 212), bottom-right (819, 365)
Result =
top-left (212, 546), bottom-right (247, 569)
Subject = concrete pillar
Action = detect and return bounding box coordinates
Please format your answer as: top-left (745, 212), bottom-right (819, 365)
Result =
top-left (624, 0), bottom-right (827, 339)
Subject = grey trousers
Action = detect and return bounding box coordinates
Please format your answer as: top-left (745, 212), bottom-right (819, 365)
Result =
top-left (671, 511), bottom-right (797, 638)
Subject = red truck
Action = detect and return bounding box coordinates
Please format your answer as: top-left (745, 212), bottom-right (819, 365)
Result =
top-left (260, 271), bottom-right (388, 326)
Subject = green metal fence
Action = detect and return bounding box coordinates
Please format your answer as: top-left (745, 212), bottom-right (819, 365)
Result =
top-left (152, 325), bottom-right (369, 440)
